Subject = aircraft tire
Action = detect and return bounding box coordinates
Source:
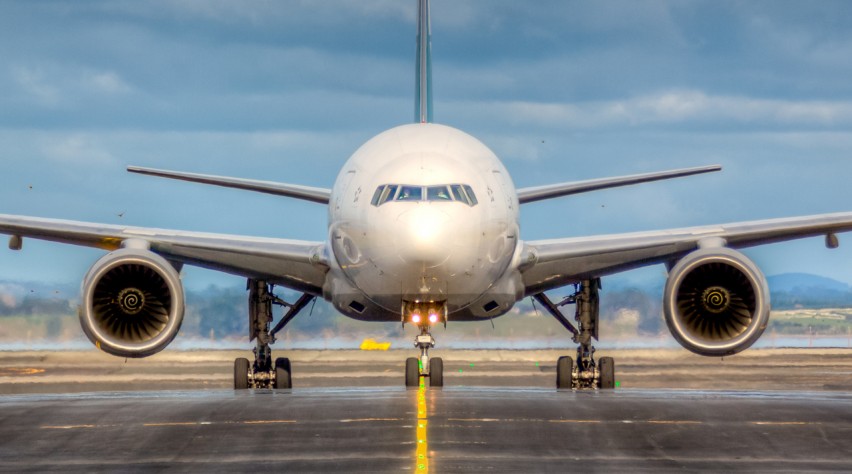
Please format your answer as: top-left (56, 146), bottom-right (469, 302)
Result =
top-left (405, 357), bottom-right (420, 387)
top-left (234, 357), bottom-right (250, 390)
top-left (599, 356), bottom-right (615, 389)
top-left (556, 356), bottom-right (573, 389)
top-left (430, 357), bottom-right (444, 387)
top-left (274, 357), bottom-right (292, 389)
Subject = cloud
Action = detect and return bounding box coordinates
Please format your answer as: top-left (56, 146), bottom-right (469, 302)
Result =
top-left (9, 64), bottom-right (133, 110)
top-left (11, 66), bottom-right (60, 105)
top-left (86, 71), bottom-right (133, 95)
top-left (99, 0), bottom-right (414, 27)
top-left (462, 90), bottom-right (852, 131)
top-left (482, 136), bottom-right (544, 163)
top-left (40, 135), bottom-right (115, 166)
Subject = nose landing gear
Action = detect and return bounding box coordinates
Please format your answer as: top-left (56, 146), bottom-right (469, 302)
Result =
top-left (403, 301), bottom-right (445, 387)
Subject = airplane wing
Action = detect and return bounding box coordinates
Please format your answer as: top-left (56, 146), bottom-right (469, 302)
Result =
top-left (127, 166), bottom-right (331, 204)
top-left (516, 165), bottom-right (721, 204)
top-left (520, 212), bottom-right (852, 295)
top-left (0, 214), bottom-right (329, 295)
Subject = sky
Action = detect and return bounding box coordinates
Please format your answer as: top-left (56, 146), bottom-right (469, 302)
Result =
top-left (2, 0), bottom-right (852, 291)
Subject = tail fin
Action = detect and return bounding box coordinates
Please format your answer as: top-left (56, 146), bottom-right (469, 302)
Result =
top-left (415, 0), bottom-right (433, 123)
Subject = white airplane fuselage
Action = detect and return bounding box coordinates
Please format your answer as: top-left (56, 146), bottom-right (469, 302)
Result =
top-left (325, 123), bottom-right (524, 322)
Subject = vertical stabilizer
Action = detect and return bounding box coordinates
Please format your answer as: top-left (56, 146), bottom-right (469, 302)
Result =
top-left (415, 0), bottom-right (433, 123)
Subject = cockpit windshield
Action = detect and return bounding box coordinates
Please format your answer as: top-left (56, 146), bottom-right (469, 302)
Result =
top-left (371, 184), bottom-right (478, 206)
top-left (427, 186), bottom-right (452, 201)
top-left (397, 185), bottom-right (423, 201)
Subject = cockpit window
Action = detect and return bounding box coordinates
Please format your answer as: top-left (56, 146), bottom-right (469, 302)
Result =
top-left (371, 184), bottom-right (399, 205)
top-left (370, 187), bottom-right (383, 206)
top-left (463, 185), bottom-right (478, 205)
top-left (427, 185), bottom-right (452, 201)
top-left (450, 185), bottom-right (466, 203)
top-left (382, 184), bottom-right (398, 203)
top-left (371, 183), bottom-right (478, 206)
top-left (396, 185), bottom-right (422, 201)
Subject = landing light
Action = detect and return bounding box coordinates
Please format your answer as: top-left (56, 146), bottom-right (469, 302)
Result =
top-left (411, 314), bottom-right (422, 324)
top-left (428, 313), bottom-right (439, 324)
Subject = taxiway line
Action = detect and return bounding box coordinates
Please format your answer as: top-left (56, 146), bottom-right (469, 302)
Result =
top-left (448, 417), bottom-right (821, 426)
top-left (42, 419), bottom-right (299, 430)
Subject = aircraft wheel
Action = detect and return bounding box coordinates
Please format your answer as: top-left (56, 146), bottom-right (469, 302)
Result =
top-left (234, 357), bottom-right (250, 390)
top-left (599, 356), bottom-right (615, 389)
top-left (430, 357), bottom-right (444, 387)
top-left (556, 356), bottom-right (573, 389)
top-left (405, 357), bottom-right (420, 387)
top-left (274, 357), bottom-right (292, 389)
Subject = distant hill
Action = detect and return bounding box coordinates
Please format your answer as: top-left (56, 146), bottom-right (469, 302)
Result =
top-left (767, 273), bottom-right (850, 293)
top-left (767, 273), bottom-right (852, 309)
top-left (2, 272), bottom-right (852, 343)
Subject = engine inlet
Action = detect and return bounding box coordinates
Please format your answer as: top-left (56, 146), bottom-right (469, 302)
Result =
top-left (80, 249), bottom-right (185, 358)
top-left (664, 247), bottom-right (770, 356)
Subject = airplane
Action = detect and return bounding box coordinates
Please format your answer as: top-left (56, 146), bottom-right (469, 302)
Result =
top-left (3, 0), bottom-right (852, 390)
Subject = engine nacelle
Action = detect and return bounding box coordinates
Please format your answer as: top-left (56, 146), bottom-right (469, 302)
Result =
top-left (663, 247), bottom-right (770, 356)
top-left (79, 248), bottom-right (185, 358)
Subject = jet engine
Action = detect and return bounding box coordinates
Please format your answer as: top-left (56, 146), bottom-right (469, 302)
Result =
top-left (663, 247), bottom-right (770, 356)
top-left (79, 248), bottom-right (185, 358)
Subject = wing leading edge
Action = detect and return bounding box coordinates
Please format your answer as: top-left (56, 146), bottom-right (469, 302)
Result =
top-left (127, 166), bottom-right (331, 204)
top-left (0, 214), bottom-right (328, 295)
top-left (520, 211), bottom-right (852, 296)
top-left (516, 165), bottom-right (721, 204)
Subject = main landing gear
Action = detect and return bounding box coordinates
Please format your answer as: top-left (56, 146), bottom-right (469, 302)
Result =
top-left (403, 301), bottom-right (445, 388)
top-left (534, 278), bottom-right (616, 390)
top-left (233, 279), bottom-right (314, 390)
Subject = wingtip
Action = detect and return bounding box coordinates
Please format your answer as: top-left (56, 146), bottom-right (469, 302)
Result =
top-left (127, 166), bottom-right (158, 175)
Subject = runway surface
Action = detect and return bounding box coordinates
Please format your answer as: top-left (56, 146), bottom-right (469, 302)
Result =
top-left (1, 387), bottom-right (852, 472)
top-left (2, 349), bottom-right (852, 472)
top-left (3, 348), bottom-right (852, 393)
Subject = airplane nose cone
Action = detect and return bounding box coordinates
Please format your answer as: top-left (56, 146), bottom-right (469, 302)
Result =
top-left (395, 205), bottom-right (452, 267)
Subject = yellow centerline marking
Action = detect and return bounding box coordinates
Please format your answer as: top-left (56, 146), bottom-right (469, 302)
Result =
top-left (0, 368), bottom-right (46, 376)
top-left (415, 376), bottom-right (429, 474)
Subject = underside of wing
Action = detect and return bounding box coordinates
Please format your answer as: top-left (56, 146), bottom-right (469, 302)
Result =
top-left (0, 213), bottom-right (329, 295)
top-left (521, 211), bottom-right (852, 296)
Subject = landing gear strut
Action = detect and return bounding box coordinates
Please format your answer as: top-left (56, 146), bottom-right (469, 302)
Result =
top-left (403, 301), bottom-right (444, 388)
top-left (534, 278), bottom-right (615, 389)
top-left (233, 279), bottom-right (314, 390)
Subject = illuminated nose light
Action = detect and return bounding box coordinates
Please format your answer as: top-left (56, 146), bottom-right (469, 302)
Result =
top-left (411, 314), bottom-right (422, 324)
top-left (428, 313), bottom-right (438, 324)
